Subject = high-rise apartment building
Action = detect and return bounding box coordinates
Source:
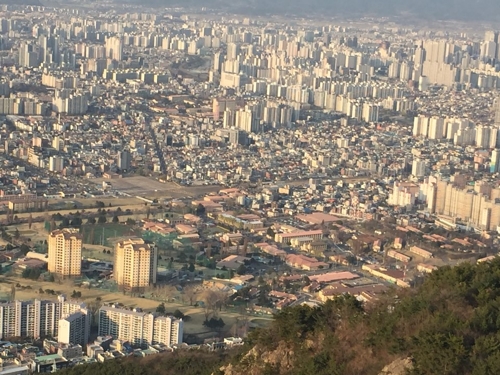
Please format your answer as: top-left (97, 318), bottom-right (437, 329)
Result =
top-left (412, 159), bottom-right (427, 178)
top-left (117, 150), bottom-right (131, 171)
top-left (0, 295), bottom-right (89, 345)
top-left (49, 156), bottom-right (64, 172)
top-left (98, 305), bottom-right (183, 347)
top-left (422, 175), bottom-right (500, 230)
top-left (114, 238), bottom-right (157, 292)
top-left (52, 92), bottom-right (88, 115)
top-left (48, 228), bottom-right (82, 276)
top-left (494, 98), bottom-right (500, 127)
top-left (476, 125), bottom-right (491, 148)
top-left (105, 36), bottom-right (122, 61)
top-left (18, 42), bottom-right (38, 68)
top-left (491, 149), bottom-right (500, 173)
top-left (58, 311), bottom-right (89, 346)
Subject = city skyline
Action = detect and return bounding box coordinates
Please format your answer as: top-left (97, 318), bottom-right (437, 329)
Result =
top-left (0, 1), bottom-right (500, 374)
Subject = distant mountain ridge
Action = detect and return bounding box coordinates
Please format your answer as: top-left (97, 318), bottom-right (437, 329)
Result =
top-left (119, 0), bottom-right (500, 21)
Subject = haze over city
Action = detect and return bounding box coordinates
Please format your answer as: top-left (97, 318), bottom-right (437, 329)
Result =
top-left (0, 0), bottom-right (498, 374)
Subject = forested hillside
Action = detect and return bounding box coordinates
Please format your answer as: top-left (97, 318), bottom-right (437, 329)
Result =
top-left (57, 350), bottom-right (235, 375)
top-left (61, 259), bottom-right (500, 375)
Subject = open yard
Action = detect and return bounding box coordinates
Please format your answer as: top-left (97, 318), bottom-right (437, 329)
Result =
top-left (95, 176), bottom-right (219, 199)
top-left (2, 275), bottom-right (266, 336)
top-left (6, 222), bottom-right (49, 244)
top-left (82, 244), bottom-right (114, 262)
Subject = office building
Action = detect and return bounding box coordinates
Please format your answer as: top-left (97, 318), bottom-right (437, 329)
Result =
top-left (0, 295), bottom-right (89, 343)
top-left (114, 238), bottom-right (157, 292)
top-left (48, 228), bottom-right (82, 276)
top-left (98, 305), bottom-right (183, 347)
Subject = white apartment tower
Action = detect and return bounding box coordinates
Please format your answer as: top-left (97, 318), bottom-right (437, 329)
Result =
top-left (0, 295), bottom-right (89, 344)
top-left (98, 305), bottom-right (183, 347)
top-left (58, 311), bottom-right (90, 346)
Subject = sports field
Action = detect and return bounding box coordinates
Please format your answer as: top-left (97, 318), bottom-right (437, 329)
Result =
top-left (80, 223), bottom-right (141, 247)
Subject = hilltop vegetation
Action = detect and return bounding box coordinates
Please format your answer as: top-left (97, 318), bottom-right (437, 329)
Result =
top-left (226, 258), bottom-right (500, 375)
top-left (57, 350), bottom-right (236, 375)
top-left (61, 259), bottom-right (500, 374)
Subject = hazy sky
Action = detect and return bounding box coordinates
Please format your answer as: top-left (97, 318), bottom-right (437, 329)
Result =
top-left (114, 0), bottom-right (500, 21)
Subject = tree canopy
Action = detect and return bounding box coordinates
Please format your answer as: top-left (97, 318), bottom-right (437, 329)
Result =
top-left (53, 259), bottom-right (500, 375)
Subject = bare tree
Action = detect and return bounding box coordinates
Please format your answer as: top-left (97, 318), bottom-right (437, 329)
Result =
top-left (215, 290), bottom-right (230, 312)
top-left (203, 303), bottom-right (212, 321)
top-left (203, 290), bottom-right (221, 319)
top-left (184, 285), bottom-right (198, 306)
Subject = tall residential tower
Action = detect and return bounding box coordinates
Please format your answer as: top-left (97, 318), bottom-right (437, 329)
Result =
top-left (113, 238), bottom-right (157, 292)
top-left (48, 228), bottom-right (82, 276)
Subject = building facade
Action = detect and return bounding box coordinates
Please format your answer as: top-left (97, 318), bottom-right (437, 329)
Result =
top-left (48, 228), bottom-right (82, 276)
top-left (58, 311), bottom-right (89, 346)
top-left (8, 196), bottom-right (48, 212)
top-left (98, 305), bottom-right (183, 347)
top-left (114, 238), bottom-right (157, 292)
top-left (0, 295), bottom-right (89, 344)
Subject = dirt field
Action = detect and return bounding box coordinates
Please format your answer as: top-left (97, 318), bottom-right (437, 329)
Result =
top-left (95, 176), bottom-right (219, 199)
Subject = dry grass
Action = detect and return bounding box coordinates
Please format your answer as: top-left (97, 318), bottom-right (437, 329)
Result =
top-left (3, 275), bottom-right (255, 335)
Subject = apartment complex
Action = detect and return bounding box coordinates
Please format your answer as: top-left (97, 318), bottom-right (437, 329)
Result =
top-left (48, 228), bottom-right (82, 276)
top-left (0, 295), bottom-right (89, 345)
top-left (98, 305), bottom-right (183, 347)
top-left (422, 175), bottom-right (500, 230)
top-left (114, 238), bottom-right (157, 292)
